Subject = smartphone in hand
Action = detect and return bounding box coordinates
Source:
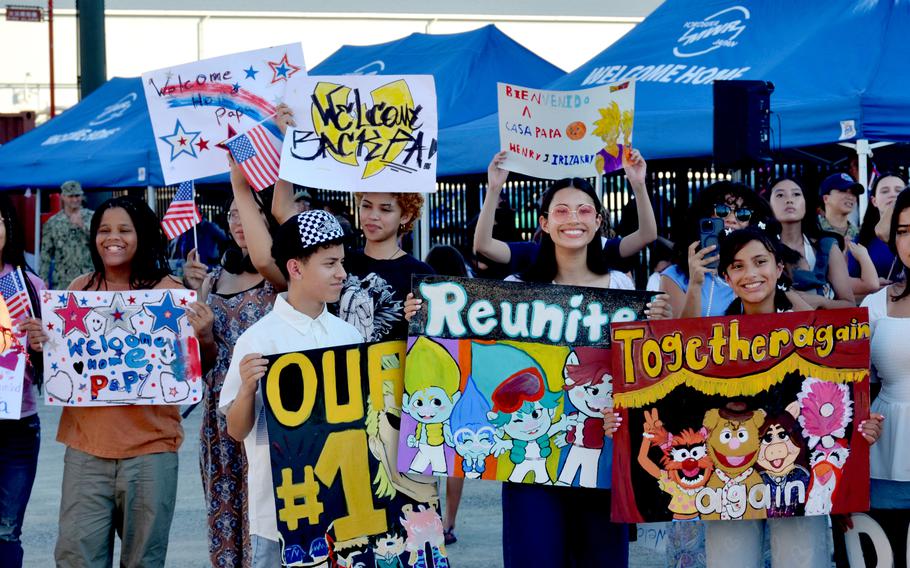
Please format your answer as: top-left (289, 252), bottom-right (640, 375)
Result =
top-left (698, 217), bottom-right (724, 270)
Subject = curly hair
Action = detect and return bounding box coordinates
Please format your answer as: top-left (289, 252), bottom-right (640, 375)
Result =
top-left (354, 192), bottom-right (425, 235)
top-left (84, 196), bottom-right (171, 291)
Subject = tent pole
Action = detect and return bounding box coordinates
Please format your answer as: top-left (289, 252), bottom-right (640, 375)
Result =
top-left (856, 139), bottom-right (871, 220)
top-left (418, 195), bottom-right (430, 261)
top-left (146, 185), bottom-right (156, 213)
top-left (34, 188), bottom-right (42, 260)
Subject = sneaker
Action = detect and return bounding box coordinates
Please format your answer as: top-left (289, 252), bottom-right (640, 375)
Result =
top-left (443, 527), bottom-right (457, 545)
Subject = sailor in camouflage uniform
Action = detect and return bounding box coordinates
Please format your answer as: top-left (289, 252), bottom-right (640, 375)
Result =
top-left (39, 180), bottom-right (94, 289)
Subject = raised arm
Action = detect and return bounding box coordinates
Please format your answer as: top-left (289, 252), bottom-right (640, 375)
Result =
top-left (617, 149), bottom-right (658, 258)
top-left (229, 158), bottom-right (287, 290)
top-left (271, 104), bottom-right (299, 225)
top-left (473, 151), bottom-right (513, 264)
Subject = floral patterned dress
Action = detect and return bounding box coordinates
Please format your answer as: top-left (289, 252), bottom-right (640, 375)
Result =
top-left (199, 267), bottom-right (276, 568)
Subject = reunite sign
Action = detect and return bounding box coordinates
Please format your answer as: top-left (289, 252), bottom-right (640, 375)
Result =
top-left (399, 276), bottom-right (652, 490)
top-left (39, 290), bottom-right (202, 406)
top-left (609, 309), bottom-right (871, 523)
top-left (261, 341), bottom-right (448, 568)
top-left (279, 75), bottom-right (439, 193)
top-left (498, 79), bottom-right (635, 179)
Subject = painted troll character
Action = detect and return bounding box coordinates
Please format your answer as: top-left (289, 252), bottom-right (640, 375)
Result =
top-left (487, 370), bottom-right (567, 484)
top-left (400, 504), bottom-right (448, 568)
top-left (637, 408), bottom-right (714, 519)
top-left (448, 377), bottom-right (495, 479)
top-left (755, 405), bottom-right (811, 517)
top-left (556, 347), bottom-right (614, 487)
top-left (701, 402), bottom-right (768, 520)
top-left (797, 377), bottom-right (853, 515)
top-left (403, 338), bottom-right (461, 475)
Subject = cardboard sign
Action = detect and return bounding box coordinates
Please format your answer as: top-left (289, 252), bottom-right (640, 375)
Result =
top-left (610, 309), bottom-right (871, 523)
top-left (498, 80), bottom-right (635, 179)
top-left (0, 296), bottom-right (26, 420)
top-left (142, 43), bottom-right (307, 185)
top-left (261, 341), bottom-right (448, 568)
top-left (40, 290), bottom-right (202, 406)
top-left (279, 75), bottom-right (438, 193)
top-left (399, 275), bottom-right (652, 489)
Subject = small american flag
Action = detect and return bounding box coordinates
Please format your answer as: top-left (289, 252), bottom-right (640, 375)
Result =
top-left (226, 123), bottom-right (281, 191)
top-left (0, 268), bottom-right (32, 322)
top-left (161, 180), bottom-right (202, 240)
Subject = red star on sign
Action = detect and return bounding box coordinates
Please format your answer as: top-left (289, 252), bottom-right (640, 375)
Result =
top-left (53, 294), bottom-right (92, 337)
top-left (127, 296), bottom-right (137, 305)
top-left (178, 137), bottom-right (187, 146)
top-left (215, 124), bottom-right (238, 153)
top-left (196, 138), bottom-right (209, 151)
top-left (179, 298), bottom-right (188, 306)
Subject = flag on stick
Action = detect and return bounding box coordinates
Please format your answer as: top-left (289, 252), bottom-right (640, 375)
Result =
top-left (225, 120), bottom-right (281, 191)
top-left (161, 180), bottom-right (202, 240)
top-left (0, 267), bottom-right (32, 322)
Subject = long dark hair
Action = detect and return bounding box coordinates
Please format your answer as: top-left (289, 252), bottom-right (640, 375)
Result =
top-left (719, 227), bottom-right (794, 314)
top-left (519, 177), bottom-right (609, 283)
top-left (424, 245), bottom-right (469, 278)
top-left (858, 172), bottom-right (906, 246)
top-left (671, 181), bottom-right (774, 277)
top-left (888, 187), bottom-right (910, 302)
top-left (84, 196), bottom-right (171, 290)
top-left (0, 195), bottom-right (44, 385)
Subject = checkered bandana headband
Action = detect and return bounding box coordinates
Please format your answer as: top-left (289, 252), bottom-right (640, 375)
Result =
top-left (296, 210), bottom-right (345, 248)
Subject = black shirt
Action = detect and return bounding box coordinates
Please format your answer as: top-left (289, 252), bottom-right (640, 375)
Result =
top-left (335, 249), bottom-right (435, 341)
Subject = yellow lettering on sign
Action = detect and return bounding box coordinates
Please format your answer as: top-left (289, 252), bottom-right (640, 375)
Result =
top-left (322, 349), bottom-right (364, 424)
top-left (266, 353), bottom-right (318, 427)
top-left (314, 429), bottom-right (387, 541)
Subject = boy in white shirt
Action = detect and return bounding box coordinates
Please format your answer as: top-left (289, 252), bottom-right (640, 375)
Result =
top-left (220, 209), bottom-right (363, 567)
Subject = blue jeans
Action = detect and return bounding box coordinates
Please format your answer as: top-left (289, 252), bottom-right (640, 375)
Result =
top-left (251, 535), bottom-right (280, 568)
top-left (502, 483), bottom-right (629, 568)
top-left (0, 414), bottom-right (40, 568)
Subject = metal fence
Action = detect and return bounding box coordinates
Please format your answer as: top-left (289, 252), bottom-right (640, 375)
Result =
top-left (145, 156), bottom-right (908, 284)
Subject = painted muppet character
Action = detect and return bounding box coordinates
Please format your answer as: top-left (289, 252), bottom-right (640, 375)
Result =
top-left (476, 342), bottom-right (574, 484)
top-left (403, 338), bottom-right (461, 475)
top-left (797, 377), bottom-right (853, 515)
top-left (556, 347), bottom-right (613, 487)
top-left (701, 402), bottom-right (768, 520)
top-left (448, 377), bottom-right (495, 479)
top-left (637, 408), bottom-right (714, 520)
top-left (755, 407), bottom-right (811, 517)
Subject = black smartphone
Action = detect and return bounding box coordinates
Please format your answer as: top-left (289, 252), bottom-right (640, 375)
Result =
top-left (698, 217), bottom-right (724, 270)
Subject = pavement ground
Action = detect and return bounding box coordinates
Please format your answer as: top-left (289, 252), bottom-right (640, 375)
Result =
top-left (21, 403), bottom-right (664, 567)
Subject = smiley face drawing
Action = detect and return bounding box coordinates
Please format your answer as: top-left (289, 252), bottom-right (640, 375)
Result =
top-left (565, 121), bottom-right (586, 141)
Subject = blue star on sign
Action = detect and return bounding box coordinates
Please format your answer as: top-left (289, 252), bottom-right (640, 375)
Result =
top-left (144, 292), bottom-right (186, 334)
top-left (244, 65), bottom-right (259, 79)
top-left (79, 297), bottom-right (88, 306)
top-left (231, 83), bottom-right (240, 93)
top-left (57, 293), bottom-right (67, 304)
top-left (159, 119), bottom-right (201, 161)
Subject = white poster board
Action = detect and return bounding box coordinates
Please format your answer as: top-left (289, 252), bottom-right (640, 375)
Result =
top-left (0, 351), bottom-right (26, 420)
top-left (279, 75), bottom-right (438, 193)
top-left (142, 43), bottom-right (307, 185)
top-left (498, 80), bottom-right (635, 180)
top-left (40, 290), bottom-right (202, 406)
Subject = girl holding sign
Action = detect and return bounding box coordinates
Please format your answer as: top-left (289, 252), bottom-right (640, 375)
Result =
top-left (690, 226), bottom-right (884, 568)
top-left (0, 195), bottom-right (46, 568)
top-left (23, 196), bottom-right (208, 568)
top-left (408, 150), bottom-right (673, 568)
top-left (860, 187), bottom-right (910, 567)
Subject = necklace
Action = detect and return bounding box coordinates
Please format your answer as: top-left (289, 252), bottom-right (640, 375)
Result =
top-left (386, 247), bottom-right (402, 260)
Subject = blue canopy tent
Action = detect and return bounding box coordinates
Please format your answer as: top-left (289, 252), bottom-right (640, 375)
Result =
top-left (0, 25), bottom-right (563, 190)
top-left (0, 77), bottom-right (167, 188)
top-left (311, 24), bottom-right (565, 129)
top-left (438, 0), bottom-right (910, 179)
